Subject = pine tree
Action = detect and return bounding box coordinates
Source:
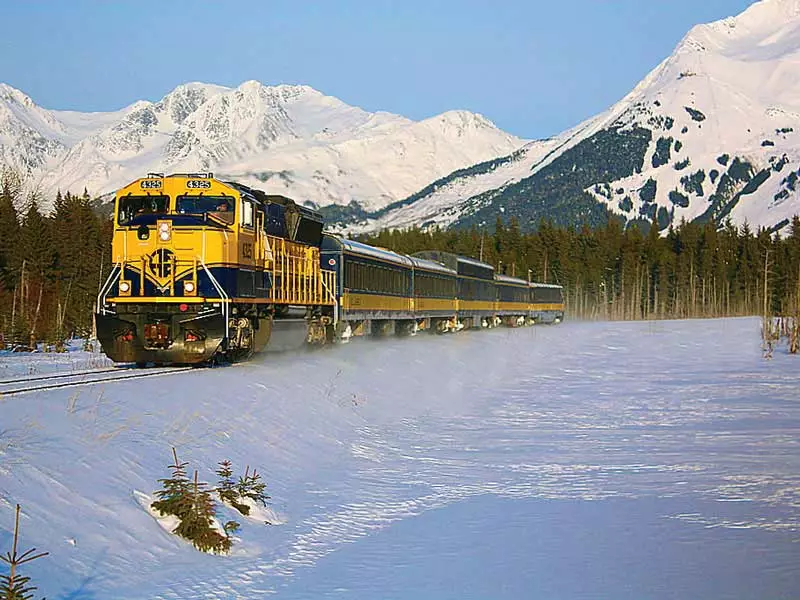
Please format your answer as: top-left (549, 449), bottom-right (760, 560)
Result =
top-left (216, 460), bottom-right (249, 516)
top-left (236, 466), bottom-right (270, 509)
top-left (151, 448), bottom-right (192, 521)
top-left (0, 179), bottom-right (20, 291)
top-left (0, 178), bottom-right (21, 342)
top-left (152, 450), bottom-right (233, 554)
top-left (172, 471), bottom-right (231, 554)
top-left (17, 197), bottom-right (56, 346)
top-left (0, 504), bottom-right (48, 600)
top-left (51, 190), bottom-right (104, 340)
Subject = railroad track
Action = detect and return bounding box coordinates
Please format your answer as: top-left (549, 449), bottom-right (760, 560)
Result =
top-left (0, 365), bottom-right (196, 397)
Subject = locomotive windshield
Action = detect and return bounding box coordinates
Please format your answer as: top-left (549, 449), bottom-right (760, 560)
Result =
top-left (176, 195), bottom-right (235, 225)
top-left (118, 195), bottom-right (169, 225)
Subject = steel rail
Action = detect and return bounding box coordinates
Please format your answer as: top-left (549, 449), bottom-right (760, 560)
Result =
top-left (0, 367), bottom-right (121, 385)
top-left (0, 366), bottom-right (196, 397)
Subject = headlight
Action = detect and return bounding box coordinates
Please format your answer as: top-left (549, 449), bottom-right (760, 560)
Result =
top-left (159, 223), bottom-right (170, 232)
top-left (159, 230), bottom-right (170, 241)
top-left (184, 281), bottom-right (195, 293)
top-left (119, 281), bottom-right (130, 293)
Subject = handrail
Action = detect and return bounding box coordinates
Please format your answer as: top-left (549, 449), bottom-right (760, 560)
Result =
top-left (320, 270), bottom-right (338, 325)
top-left (97, 263), bottom-right (121, 315)
top-left (199, 258), bottom-right (230, 342)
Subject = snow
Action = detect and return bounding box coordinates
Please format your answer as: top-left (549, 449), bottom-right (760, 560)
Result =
top-left (0, 341), bottom-right (113, 379)
top-left (1, 317), bottom-right (799, 598)
top-left (0, 80), bottom-right (523, 213)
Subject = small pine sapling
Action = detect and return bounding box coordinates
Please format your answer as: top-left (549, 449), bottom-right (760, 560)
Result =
top-left (152, 450), bottom-right (231, 554)
top-left (151, 448), bottom-right (191, 520)
top-left (172, 471), bottom-right (231, 554)
top-left (1, 504), bottom-right (48, 600)
top-left (216, 460), bottom-right (249, 516)
top-left (236, 466), bottom-right (270, 510)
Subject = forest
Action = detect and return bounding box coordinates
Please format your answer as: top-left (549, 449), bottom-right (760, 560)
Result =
top-left (359, 215), bottom-right (800, 322)
top-left (0, 172), bottom-right (799, 348)
top-left (0, 175), bottom-right (112, 349)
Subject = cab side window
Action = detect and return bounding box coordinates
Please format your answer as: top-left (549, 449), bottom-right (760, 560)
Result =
top-left (242, 200), bottom-right (254, 228)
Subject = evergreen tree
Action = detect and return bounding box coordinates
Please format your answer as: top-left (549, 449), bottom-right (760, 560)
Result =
top-left (153, 450), bottom-right (238, 554)
top-left (51, 190), bottom-right (104, 339)
top-left (16, 197), bottom-right (57, 346)
top-left (216, 460), bottom-right (249, 516)
top-left (0, 179), bottom-right (21, 343)
top-left (236, 466), bottom-right (270, 509)
top-left (1, 504), bottom-right (48, 600)
top-left (0, 179), bottom-right (20, 291)
top-left (173, 471), bottom-right (231, 554)
top-left (151, 448), bottom-right (192, 521)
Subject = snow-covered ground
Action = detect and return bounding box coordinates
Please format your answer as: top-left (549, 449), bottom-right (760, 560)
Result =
top-left (1, 318), bottom-right (798, 599)
top-left (0, 340), bottom-right (113, 379)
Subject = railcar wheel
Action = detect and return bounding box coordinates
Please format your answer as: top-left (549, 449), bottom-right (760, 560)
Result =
top-left (395, 320), bottom-right (418, 336)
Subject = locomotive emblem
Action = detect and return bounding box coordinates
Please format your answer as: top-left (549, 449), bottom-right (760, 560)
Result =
top-left (148, 248), bottom-right (174, 278)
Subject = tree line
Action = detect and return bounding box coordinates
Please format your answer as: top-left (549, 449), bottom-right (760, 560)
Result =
top-left (359, 215), bottom-right (800, 321)
top-left (0, 174), bottom-right (112, 349)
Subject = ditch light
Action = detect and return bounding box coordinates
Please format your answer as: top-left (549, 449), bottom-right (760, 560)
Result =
top-left (158, 221), bottom-right (171, 242)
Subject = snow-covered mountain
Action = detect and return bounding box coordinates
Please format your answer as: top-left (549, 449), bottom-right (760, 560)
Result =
top-left (344, 0), bottom-right (800, 235)
top-left (0, 81), bottom-right (522, 211)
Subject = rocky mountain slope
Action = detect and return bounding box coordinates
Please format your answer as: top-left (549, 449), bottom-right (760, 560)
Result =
top-left (343, 0), bottom-right (800, 235)
top-left (0, 81), bottom-right (522, 211)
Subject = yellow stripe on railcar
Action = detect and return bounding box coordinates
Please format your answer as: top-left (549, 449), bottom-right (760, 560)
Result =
top-left (496, 302), bottom-right (531, 313)
top-left (343, 292), bottom-right (413, 312)
top-left (414, 297), bottom-right (458, 313)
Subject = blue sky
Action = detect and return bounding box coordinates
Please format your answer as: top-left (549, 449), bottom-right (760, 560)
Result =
top-left (1, 0), bottom-right (753, 139)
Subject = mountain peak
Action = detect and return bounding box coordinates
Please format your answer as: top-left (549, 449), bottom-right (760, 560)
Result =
top-left (681, 0), bottom-right (800, 54)
top-left (234, 80), bottom-right (320, 102)
top-left (420, 110), bottom-right (502, 137)
top-left (0, 83), bottom-right (35, 109)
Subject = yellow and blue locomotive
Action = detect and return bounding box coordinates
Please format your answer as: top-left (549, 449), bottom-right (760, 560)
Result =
top-left (96, 173), bottom-right (565, 365)
top-left (96, 173), bottom-right (336, 365)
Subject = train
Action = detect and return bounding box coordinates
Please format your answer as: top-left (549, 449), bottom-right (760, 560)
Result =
top-left (95, 173), bottom-right (565, 365)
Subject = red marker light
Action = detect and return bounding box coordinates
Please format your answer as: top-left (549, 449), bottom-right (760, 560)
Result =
top-left (328, 258), bottom-right (336, 266)
top-left (179, 303), bottom-right (188, 312)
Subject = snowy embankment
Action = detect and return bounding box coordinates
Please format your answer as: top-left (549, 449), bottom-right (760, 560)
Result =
top-left (1, 318), bottom-right (799, 599)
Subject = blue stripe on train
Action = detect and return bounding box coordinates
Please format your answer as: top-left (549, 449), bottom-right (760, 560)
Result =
top-left (119, 265), bottom-right (273, 300)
